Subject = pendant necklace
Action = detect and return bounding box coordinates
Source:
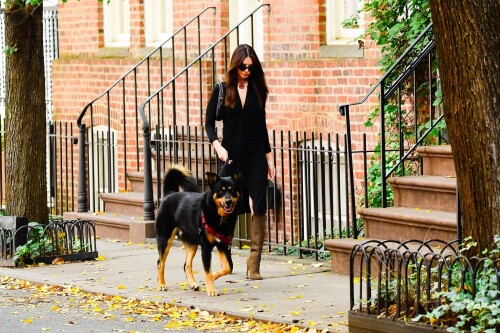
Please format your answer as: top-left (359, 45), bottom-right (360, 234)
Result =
top-left (238, 82), bottom-right (246, 89)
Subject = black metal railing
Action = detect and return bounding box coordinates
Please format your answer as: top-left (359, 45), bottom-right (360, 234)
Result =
top-left (350, 239), bottom-right (500, 323)
top-left (0, 219), bottom-right (98, 267)
top-left (339, 24), bottom-right (450, 238)
top-left (76, 7), bottom-right (216, 213)
top-left (147, 126), bottom-right (351, 259)
top-left (0, 118), bottom-right (76, 216)
top-left (139, 4), bottom-right (271, 220)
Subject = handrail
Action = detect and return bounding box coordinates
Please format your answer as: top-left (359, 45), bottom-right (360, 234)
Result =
top-left (139, 3), bottom-right (271, 220)
top-left (77, 6), bottom-right (215, 128)
top-left (76, 7), bottom-right (216, 213)
top-left (139, 3), bottom-right (271, 133)
top-left (339, 23), bottom-right (433, 116)
top-left (338, 23), bottom-right (439, 238)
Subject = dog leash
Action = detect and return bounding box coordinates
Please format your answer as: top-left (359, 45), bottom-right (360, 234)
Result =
top-left (218, 160), bottom-right (232, 176)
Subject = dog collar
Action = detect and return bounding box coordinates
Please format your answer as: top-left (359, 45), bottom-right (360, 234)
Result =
top-left (200, 211), bottom-right (233, 245)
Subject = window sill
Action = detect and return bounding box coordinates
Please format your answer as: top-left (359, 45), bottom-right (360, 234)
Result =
top-left (97, 47), bottom-right (130, 58)
top-left (138, 47), bottom-right (173, 59)
top-left (320, 44), bottom-right (364, 58)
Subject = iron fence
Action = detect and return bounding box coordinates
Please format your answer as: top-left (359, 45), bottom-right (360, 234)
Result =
top-left (350, 239), bottom-right (500, 324)
top-left (0, 119), bottom-right (77, 216)
top-left (0, 218), bottom-right (98, 267)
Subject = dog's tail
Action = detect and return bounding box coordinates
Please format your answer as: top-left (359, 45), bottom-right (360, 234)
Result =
top-left (162, 164), bottom-right (199, 197)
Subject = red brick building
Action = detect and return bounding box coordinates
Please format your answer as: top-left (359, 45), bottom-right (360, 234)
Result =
top-left (50, 0), bottom-right (383, 243)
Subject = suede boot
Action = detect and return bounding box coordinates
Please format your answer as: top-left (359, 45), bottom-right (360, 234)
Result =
top-left (246, 214), bottom-right (266, 280)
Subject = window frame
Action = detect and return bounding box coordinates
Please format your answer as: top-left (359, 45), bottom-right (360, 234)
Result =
top-left (144, 0), bottom-right (174, 48)
top-left (326, 0), bottom-right (364, 45)
top-left (103, 0), bottom-right (131, 48)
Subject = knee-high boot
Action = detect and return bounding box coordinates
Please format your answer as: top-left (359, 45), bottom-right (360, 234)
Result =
top-left (246, 214), bottom-right (266, 280)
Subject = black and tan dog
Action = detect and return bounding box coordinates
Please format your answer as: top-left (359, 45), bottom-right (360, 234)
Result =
top-left (155, 164), bottom-right (242, 296)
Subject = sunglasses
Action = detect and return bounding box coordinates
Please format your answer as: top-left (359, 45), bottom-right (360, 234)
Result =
top-left (238, 64), bottom-right (254, 71)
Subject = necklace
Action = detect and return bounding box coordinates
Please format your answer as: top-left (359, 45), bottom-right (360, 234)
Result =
top-left (238, 82), bottom-right (246, 89)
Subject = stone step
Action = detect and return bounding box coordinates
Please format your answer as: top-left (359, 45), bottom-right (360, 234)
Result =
top-left (100, 191), bottom-right (157, 217)
top-left (127, 171), bottom-right (158, 193)
top-left (389, 175), bottom-right (457, 212)
top-left (63, 211), bottom-right (155, 243)
top-left (417, 145), bottom-right (455, 177)
top-left (324, 237), bottom-right (458, 275)
top-left (359, 206), bottom-right (457, 242)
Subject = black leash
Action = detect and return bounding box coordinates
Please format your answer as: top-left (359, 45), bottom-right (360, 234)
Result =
top-left (218, 161), bottom-right (228, 176)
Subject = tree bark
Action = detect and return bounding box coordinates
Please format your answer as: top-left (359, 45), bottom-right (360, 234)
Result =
top-left (429, 1), bottom-right (500, 253)
top-left (5, 4), bottom-right (49, 224)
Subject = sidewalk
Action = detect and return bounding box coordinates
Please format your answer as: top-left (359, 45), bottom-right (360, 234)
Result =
top-left (0, 239), bottom-right (350, 332)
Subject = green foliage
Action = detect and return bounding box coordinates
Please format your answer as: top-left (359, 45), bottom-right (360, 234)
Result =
top-left (344, 0), bottom-right (446, 211)
top-left (13, 218), bottom-right (89, 267)
top-left (12, 222), bottom-right (44, 267)
top-left (4, 45), bottom-right (18, 55)
top-left (414, 236), bottom-right (500, 332)
top-left (272, 234), bottom-right (332, 261)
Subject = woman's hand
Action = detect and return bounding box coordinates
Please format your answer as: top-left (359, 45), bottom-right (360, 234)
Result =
top-left (212, 140), bottom-right (229, 162)
top-left (267, 159), bottom-right (276, 180)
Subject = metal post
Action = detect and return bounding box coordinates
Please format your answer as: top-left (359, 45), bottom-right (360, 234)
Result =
top-left (77, 124), bottom-right (87, 212)
top-left (143, 129), bottom-right (155, 220)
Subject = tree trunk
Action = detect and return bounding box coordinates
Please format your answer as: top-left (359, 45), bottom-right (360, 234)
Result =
top-left (429, 1), bottom-right (500, 253)
top-left (4, 5), bottom-right (49, 224)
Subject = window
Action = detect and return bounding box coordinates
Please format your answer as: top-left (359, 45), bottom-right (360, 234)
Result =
top-left (229, 0), bottom-right (264, 60)
top-left (326, 0), bottom-right (363, 44)
top-left (144, 0), bottom-right (173, 48)
top-left (103, 0), bottom-right (130, 47)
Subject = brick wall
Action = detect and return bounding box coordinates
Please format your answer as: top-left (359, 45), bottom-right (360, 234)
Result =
top-left (51, 0), bottom-right (382, 238)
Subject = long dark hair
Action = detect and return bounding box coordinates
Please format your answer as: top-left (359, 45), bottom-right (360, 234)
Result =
top-left (225, 44), bottom-right (268, 109)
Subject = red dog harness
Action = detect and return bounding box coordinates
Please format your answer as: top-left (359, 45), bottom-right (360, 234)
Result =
top-left (200, 211), bottom-right (233, 245)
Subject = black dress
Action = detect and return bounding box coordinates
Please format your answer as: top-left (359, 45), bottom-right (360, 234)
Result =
top-left (205, 82), bottom-right (271, 215)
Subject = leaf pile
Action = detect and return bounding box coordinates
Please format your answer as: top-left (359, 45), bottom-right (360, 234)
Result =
top-left (0, 276), bottom-right (331, 332)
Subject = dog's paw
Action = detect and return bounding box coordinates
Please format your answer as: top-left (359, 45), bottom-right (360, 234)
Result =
top-left (190, 283), bottom-right (200, 291)
top-left (157, 283), bottom-right (168, 291)
top-left (206, 286), bottom-right (219, 297)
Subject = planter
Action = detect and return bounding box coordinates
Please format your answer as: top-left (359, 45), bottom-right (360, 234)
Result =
top-left (0, 216), bottom-right (28, 266)
top-left (348, 311), bottom-right (447, 333)
top-left (1, 219), bottom-right (99, 267)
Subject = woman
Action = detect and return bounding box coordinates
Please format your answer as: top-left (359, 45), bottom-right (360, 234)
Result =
top-left (205, 44), bottom-right (275, 280)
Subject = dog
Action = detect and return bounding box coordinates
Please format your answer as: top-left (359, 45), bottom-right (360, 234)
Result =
top-left (155, 164), bottom-right (242, 296)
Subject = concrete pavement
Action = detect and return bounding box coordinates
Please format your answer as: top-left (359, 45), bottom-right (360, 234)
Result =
top-left (0, 239), bottom-right (350, 332)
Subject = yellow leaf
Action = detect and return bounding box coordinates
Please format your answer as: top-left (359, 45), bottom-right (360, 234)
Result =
top-left (241, 245), bottom-right (250, 249)
top-left (95, 255), bottom-right (105, 261)
top-left (117, 285), bottom-right (126, 290)
top-left (414, 207), bottom-right (421, 211)
top-left (124, 317), bottom-right (134, 322)
top-left (353, 277), bottom-right (360, 284)
top-left (50, 305), bottom-right (60, 311)
top-left (42, 328), bottom-right (51, 331)
top-left (22, 317), bottom-right (34, 324)
top-left (291, 311), bottom-right (301, 315)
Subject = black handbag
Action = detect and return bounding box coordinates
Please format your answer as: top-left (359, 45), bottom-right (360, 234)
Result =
top-left (215, 82), bottom-right (225, 121)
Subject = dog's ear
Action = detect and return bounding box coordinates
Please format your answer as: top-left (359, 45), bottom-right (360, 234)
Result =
top-left (205, 172), bottom-right (219, 185)
top-left (232, 171), bottom-right (242, 182)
